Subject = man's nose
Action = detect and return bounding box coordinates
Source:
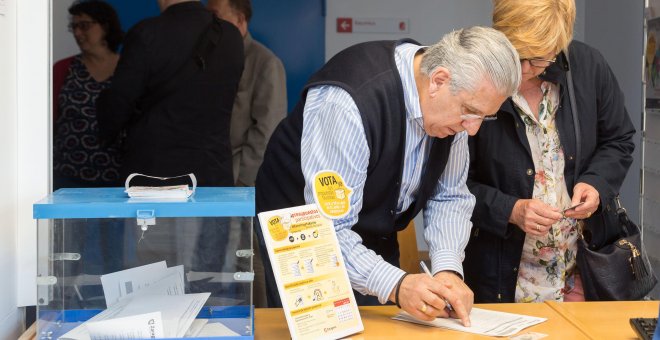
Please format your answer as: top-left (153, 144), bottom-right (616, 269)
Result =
top-left (463, 119), bottom-right (482, 136)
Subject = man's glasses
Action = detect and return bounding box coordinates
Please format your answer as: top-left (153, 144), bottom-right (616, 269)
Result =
top-left (460, 106), bottom-right (497, 122)
top-left (522, 57), bottom-right (557, 68)
top-left (460, 113), bottom-right (497, 122)
top-left (68, 20), bottom-right (97, 32)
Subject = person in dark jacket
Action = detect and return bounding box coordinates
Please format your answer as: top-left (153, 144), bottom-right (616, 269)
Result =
top-left (255, 26), bottom-right (521, 325)
top-left (95, 0), bottom-right (244, 280)
top-left (96, 0), bottom-right (244, 187)
top-left (464, 0), bottom-right (636, 303)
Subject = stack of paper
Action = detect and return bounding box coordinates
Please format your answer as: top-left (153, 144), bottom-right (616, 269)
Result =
top-left (59, 262), bottom-right (224, 340)
top-left (124, 173), bottom-right (197, 199)
top-left (125, 185), bottom-right (193, 199)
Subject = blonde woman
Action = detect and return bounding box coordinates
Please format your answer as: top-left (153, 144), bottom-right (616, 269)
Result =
top-left (464, 0), bottom-right (635, 302)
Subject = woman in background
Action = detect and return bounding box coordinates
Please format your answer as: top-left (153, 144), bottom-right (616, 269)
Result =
top-left (464, 0), bottom-right (635, 303)
top-left (52, 1), bottom-right (125, 293)
top-left (53, 0), bottom-right (124, 189)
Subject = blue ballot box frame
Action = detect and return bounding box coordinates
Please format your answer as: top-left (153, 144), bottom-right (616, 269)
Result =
top-left (34, 187), bottom-right (255, 219)
top-left (33, 187), bottom-right (256, 339)
top-left (38, 305), bottom-right (254, 340)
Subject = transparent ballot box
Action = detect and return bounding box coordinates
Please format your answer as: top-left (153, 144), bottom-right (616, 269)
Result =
top-left (33, 187), bottom-right (255, 339)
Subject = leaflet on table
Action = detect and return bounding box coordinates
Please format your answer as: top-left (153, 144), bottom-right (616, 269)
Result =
top-left (258, 204), bottom-right (363, 340)
top-left (392, 307), bottom-right (547, 337)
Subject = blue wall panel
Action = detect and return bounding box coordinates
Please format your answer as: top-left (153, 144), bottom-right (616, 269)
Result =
top-left (250, 0), bottom-right (325, 112)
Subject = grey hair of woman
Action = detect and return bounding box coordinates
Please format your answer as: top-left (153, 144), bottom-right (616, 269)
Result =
top-left (420, 26), bottom-right (521, 97)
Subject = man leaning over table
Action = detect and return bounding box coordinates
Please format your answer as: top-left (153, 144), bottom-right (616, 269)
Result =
top-left (254, 26), bottom-right (521, 326)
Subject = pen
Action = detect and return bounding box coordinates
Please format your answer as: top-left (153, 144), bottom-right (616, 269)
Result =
top-left (562, 201), bottom-right (585, 218)
top-left (562, 201), bottom-right (585, 213)
top-left (420, 261), bottom-right (453, 312)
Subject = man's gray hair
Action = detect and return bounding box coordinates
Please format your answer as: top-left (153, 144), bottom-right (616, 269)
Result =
top-left (420, 26), bottom-right (521, 97)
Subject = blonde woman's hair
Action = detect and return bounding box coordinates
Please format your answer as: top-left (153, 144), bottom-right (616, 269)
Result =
top-left (492, 0), bottom-right (575, 59)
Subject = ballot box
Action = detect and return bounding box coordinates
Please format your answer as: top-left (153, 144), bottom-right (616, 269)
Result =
top-left (33, 187), bottom-right (255, 339)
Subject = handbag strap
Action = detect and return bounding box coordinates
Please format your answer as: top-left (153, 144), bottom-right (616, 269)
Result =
top-left (614, 195), bottom-right (640, 237)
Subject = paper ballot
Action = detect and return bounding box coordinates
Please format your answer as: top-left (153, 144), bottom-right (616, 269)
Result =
top-left (60, 293), bottom-right (210, 340)
top-left (59, 262), bottom-right (210, 340)
top-left (100, 262), bottom-right (184, 307)
top-left (392, 308), bottom-right (546, 337)
top-left (84, 312), bottom-right (164, 339)
top-left (183, 319), bottom-right (209, 337)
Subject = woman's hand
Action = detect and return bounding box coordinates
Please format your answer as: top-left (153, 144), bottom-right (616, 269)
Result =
top-left (509, 199), bottom-right (563, 235)
top-left (563, 182), bottom-right (600, 219)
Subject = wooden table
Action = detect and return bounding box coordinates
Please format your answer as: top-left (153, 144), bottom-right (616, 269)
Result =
top-left (21, 301), bottom-right (657, 339)
top-left (255, 303), bottom-right (593, 339)
top-left (546, 300), bottom-right (659, 339)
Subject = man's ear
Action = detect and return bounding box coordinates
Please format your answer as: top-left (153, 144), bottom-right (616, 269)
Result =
top-left (237, 13), bottom-right (249, 36)
top-left (237, 12), bottom-right (247, 26)
top-left (428, 67), bottom-right (451, 97)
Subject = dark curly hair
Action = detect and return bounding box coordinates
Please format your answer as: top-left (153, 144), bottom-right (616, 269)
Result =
top-left (69, 0), bottom-right (124, 52)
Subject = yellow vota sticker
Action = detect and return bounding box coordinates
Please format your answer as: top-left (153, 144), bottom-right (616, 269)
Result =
top-left (313, 170), bottom-right (353, 219)
top-left (267, 215), bottom-right (288, 241)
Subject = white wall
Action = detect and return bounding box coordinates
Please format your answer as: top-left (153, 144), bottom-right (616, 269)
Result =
top-left (326, 0), bottom-right (585, 61)
top-left (326, 0), bottom-right (492, 59)
top-left (0, 0), bottom-right (22, 337)
top-left (15, 0), bottom-right (50, 307)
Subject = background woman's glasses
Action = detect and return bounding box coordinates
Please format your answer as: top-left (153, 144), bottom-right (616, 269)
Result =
top-left (68, 20), bottom-right (97, 32)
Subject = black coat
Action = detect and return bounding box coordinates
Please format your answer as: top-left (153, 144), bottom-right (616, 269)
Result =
top-left (97, 2), bottom-right (244, 186)
top-left (463, 40), bottom-right (636, 303)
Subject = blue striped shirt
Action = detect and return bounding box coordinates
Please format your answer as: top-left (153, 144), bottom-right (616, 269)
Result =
top-left (301, 43), bottom-right (475, 303)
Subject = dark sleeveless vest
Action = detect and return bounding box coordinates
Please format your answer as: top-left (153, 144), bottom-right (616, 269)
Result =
top-left (256, 39), bottom-right (454, 263)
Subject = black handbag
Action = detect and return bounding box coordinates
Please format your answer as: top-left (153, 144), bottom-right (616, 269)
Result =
top-left (575, 197), bottom-right (657, 300)
top-left (565, 49), bottom-right (657, 300)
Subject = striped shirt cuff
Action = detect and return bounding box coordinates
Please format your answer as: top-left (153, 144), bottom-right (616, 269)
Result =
top-left (430, 249), bottom-right (464, 279)
top-left (366, 260), bottom-right (406, 304)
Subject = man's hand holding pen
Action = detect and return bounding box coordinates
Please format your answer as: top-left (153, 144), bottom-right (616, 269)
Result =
top-left (390, 265), bottom-right (473, 327)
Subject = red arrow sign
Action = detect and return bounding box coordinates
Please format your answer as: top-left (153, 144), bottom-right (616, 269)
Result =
top-left (337, 18), bottom-right (352, 33)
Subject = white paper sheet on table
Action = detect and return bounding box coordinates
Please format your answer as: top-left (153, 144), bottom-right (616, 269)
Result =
top-left (59, 292), bottom-right (210, 340)
top-left (392, 307), bottom-right (546, 337)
